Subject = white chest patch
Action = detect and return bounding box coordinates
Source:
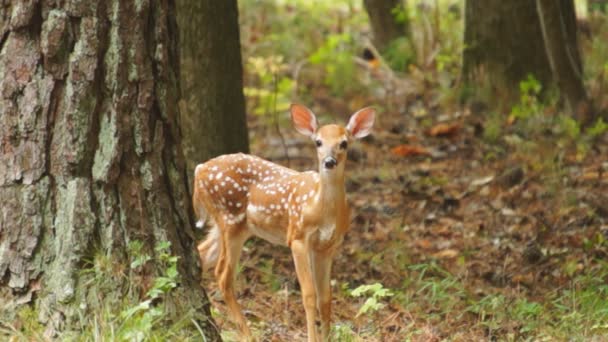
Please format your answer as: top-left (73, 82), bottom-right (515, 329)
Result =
top-left (318, 222), bottom-right (336, 242)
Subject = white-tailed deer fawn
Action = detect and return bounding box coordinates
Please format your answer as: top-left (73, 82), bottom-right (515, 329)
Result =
top-left (193, 104), bottom-right (375, 341)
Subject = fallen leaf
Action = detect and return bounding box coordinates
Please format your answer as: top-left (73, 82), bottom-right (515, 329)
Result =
top-left (427, 123), bottom-right (461, 137)
top-left (433, 249), bottom-right (459, 259)
top-left (416, 239), bottom-right (433, 249)
top-left (405, 134), bottom-right (419, 142)
top-left (391, 145), bottom-right (430, 157)
top-left (512, 273), bottom-right (534, 286)
top-left (471, 175), bottom-right (494, 187)
top-left (501, 207), bottom-right (516, 216)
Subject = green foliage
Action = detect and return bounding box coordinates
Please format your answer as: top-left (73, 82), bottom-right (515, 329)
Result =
top-left (406, 262), bottom-right (467, 316)
top-left (391, 4), bottom-right (409, 25)
top-left (309, 33), bottom-right (361, 96)
top-left (129, 240), bottom-right (152, 269)
top-left (257, 257), bottom-right (282, 292)
top-left (558, 115), bottom-right (581, 140)
top-left (116, 241), bottom-right (181, 341)
top-left (243, 55), bottom-right (293, 118)
top-left (483, 111), bottom-right (503, 143)
top-left (391, 259), bottom-right (608, 339)
top-left (239, 0), bottom-right (370, 105)
top-left (0, 306), bottom-right (46, 340)
top-left (331, 322), bottom-right (358, 341)
top-left (510, 74), bottom-right (543, 121)
top-left (0, 241), bottom-right (202, 341)
top-left (547, 265), bottom-right (608, 338)
top-left (587, 117), bottom-right (608, 137)
top-left (382, 37), bottom-right (414, 72)
top-left (350, 282), bottom-right (394, 317)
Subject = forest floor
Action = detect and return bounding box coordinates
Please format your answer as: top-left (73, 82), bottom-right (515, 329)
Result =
top-left (204, 90), bottom-right (608, 341)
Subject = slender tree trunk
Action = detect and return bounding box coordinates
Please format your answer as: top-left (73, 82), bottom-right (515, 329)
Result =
top-left (178, 0), bottom-right (249, 186)
top-left (537, 0), bottom-right (593, 123)
top-left (363, 0), bottom-right (409, 51)
top-left (0, 1), bottom-right (218, 339)
top-left (463, 0), bottom-right (553, 104)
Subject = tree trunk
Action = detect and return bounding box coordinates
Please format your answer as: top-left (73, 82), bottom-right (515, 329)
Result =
top-left (463, 0), bottom-right (553, 104)
top-left (0, 1), bottom-right (219, 339)
top-left (363, 0), bottom-right (409, 51)
top-left (177, 0), bottom-right (249, 187)
top-left (537, 0), bottom-right (593, 123)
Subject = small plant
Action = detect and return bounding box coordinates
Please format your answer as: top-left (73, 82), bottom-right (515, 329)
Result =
top-left (257, 257), bottom-right (282, 292)
top-left (383, 37), bottom-right (415, 72)
top-left (128, 239), bottom-right (152, 269)
top-left (587, 117), bottom-right (608, 138)
top-left (350, 282), bottom-right (394, 317)
top-left (118, 241), bottom-right (180, 341)
top-left (483, 111), bottom-right (503, 143)
top-left (332, 322), bottom-right (358, 342)
top-left (466, 293), bottom-right (512, 337)
top-left (243, 55), bottom-right (294, 118)
top-left (510, 74), bottom-right (543, 121)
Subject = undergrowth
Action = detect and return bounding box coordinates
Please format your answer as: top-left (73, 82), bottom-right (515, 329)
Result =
top-left (0, 241), bottom-right (204, 342)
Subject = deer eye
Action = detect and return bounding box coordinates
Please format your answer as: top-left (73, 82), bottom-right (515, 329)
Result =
top-left (315, 139), bottom-right (322, 147)
top-left (339, 140), bottom-right (348, 149)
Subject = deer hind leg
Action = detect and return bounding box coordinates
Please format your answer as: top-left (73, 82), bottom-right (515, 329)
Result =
top-left (215, 222), bottom-right (252, 339)
top-left (291, 239), bottom-right (320, 342)
top-left (197, 224), bottom-right (220, 275)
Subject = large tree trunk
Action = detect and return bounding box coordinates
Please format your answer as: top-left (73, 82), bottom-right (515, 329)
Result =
top-left (0, 1), bottom-right (219, 339)
top-left (537, 0), bottom-right (593, 123)
top-left (178, 0), bottom-right (249, 186)
top-left (363, 0), bottom-right (409, 51)
top-left (463, 0), bottom-right (553, 104)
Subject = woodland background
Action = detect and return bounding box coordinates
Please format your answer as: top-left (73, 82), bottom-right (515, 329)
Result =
top-left (1, 0), bottom-right (608, 341)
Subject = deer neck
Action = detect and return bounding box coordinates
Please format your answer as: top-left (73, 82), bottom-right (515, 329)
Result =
top-left (315, 163), bottom-right (346, 215)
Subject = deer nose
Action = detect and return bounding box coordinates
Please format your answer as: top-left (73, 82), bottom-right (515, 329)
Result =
top-left (323, 157), bottom-right (337, 169)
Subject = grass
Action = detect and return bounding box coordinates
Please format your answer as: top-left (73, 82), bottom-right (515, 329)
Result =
top-left (362, 260), bottom-right (608, 340)
top-left (0, 242), bottom-right (207, 342)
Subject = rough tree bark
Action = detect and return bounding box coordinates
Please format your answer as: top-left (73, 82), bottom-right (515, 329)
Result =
top-left (0, 0), bottom-right (219, 339)
top-left (177, 0), bottom-right (249, 186)
top-left (537, 0), bottom-right (592, 123)
top-left (363, 0), bottom-right (409, 51)
top-left (463, 0), bottom-right (553, 104)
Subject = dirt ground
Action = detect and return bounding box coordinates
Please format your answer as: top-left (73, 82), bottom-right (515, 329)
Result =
top-left (203, 99), bottom-right (608, 341)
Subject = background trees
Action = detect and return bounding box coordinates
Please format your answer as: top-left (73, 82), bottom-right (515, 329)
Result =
top-left (178, 0), bottom-right (249, 184)
top-left (463, 0), bottom-right (593, 122)
top-left (537, 0), bottom-right (590, 122)
top-left (363, 0), bottom-right (409, 51)
top-left (462, 0), bottom-right (553, 104)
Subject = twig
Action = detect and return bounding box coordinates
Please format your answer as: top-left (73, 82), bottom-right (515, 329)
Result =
top-left (271, 73), bottom-right (290, 167)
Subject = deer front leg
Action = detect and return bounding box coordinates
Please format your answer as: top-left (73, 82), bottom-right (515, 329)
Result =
top-left (291, 239), bottom-right (319, 342)
top-left (312, 250), bottom-right (334, 341)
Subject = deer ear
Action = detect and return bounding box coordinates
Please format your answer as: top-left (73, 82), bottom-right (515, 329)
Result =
top-left (290, 104), bottom-right (318, 137)
top-left (346, 107), bottom-right (375, 139)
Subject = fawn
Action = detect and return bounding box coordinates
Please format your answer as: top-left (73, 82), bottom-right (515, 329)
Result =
top-left (193, 104), bottom-right (375, 341)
